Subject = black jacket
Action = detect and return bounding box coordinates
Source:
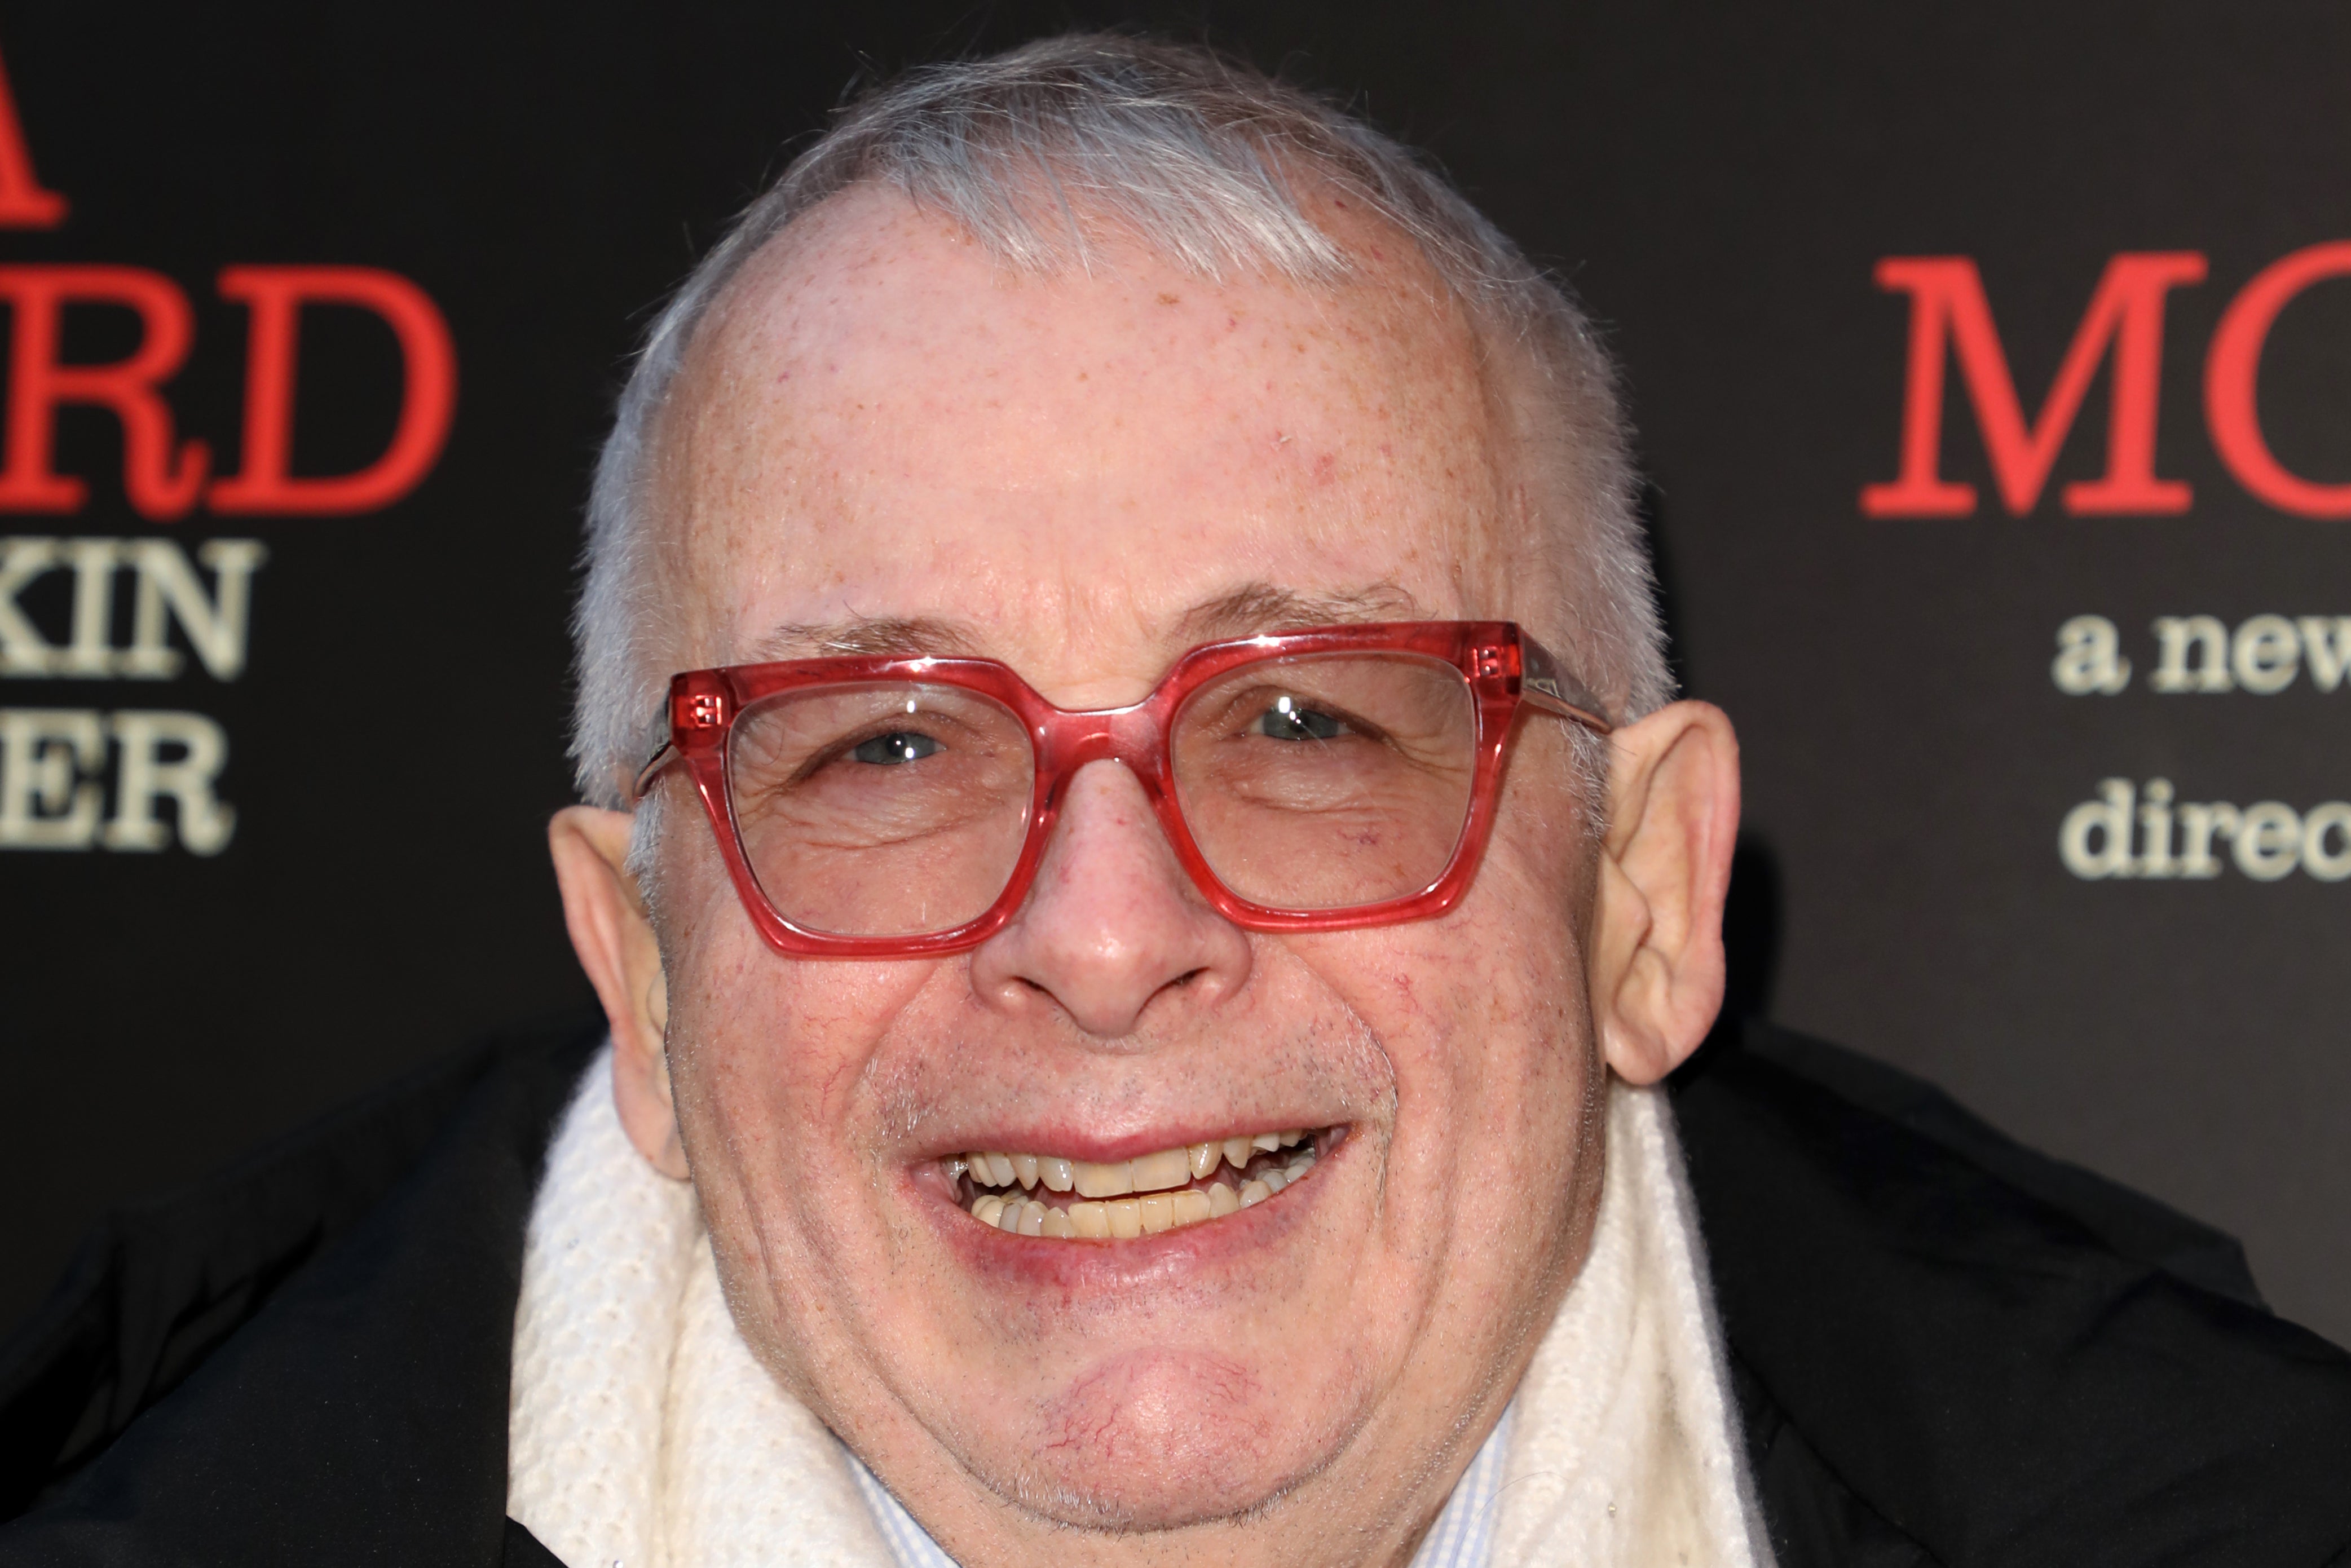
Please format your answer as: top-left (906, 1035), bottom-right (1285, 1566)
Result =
top-left (2, 1016), bottom-right (2347, 1566)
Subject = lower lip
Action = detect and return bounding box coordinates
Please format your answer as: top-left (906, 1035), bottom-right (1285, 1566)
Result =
top-left (923, 1146), bottom-right (1334, 1287)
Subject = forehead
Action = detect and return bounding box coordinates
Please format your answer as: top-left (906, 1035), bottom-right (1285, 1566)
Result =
top-left (654, 187), bottom-right (1542, 688)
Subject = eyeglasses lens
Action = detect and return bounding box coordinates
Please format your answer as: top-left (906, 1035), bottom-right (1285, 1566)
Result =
top-left (724, 654), bottom-right (1477, 937)
top-left (729, 682), bottom-right (1036, 938)
top-left (1171, 653), bottom-right (1476, 911)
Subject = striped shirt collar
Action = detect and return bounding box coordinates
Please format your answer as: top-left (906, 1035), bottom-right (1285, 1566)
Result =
top-left (846, 1397), bottom-right (1518, 1568)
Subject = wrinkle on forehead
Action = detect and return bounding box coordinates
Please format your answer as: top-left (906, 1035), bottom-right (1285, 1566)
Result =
top-left (641, 184), bottom-right (1563, 683)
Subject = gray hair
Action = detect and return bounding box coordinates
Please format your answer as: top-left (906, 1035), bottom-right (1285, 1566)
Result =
top-left (571, 32), bottom-right (1672, 826)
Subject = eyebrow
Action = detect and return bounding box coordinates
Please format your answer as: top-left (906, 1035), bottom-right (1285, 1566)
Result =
top-left (742, 615), bottom-right (987, 662)
top-left (1172, 581), bottom-right (1428, 642)
top-left (740, 582), bottom-right (1426, 667)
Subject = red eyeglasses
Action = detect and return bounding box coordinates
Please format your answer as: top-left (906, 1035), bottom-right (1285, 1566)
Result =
top-left (634, 620), bottom-right (1611, 959)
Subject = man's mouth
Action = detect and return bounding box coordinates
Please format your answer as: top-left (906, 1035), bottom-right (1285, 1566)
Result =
top-left (941, 1129), bottom-right (1334, 1240)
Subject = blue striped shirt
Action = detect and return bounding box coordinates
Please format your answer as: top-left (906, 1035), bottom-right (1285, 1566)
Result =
top-left (846, 1398), bottom-right (1516, 1568)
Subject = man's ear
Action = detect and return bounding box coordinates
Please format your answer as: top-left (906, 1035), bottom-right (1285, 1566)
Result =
top-left (1585, 700), bottom-right (1741, 1086)
top-left (549, 805), bottom-right (690, 1180)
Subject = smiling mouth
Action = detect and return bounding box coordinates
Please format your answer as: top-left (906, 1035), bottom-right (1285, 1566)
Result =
top-left (942, 1129), bottom-right (1333, 1240)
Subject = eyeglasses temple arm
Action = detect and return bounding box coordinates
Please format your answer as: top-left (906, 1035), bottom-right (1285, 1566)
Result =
top-left (1518, 634), bottom-right (1615, 734)
top-left (632, 741), bottom-right (681, 803)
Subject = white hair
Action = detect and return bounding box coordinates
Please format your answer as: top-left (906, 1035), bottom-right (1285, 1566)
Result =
top-left (571, 32), bottom-right (1672, 824)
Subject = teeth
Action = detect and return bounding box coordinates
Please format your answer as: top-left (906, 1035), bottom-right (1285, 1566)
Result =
top-left (956, 1132), bottom-right (1325, 1238)
top-left (1074, 1160), bottom-right (1132, 1198)
top-left (1129, 1149), bottom-right (1192, 1193)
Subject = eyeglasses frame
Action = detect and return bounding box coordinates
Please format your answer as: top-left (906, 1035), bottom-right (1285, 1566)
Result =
top-left (633, 620), bottom-right (1612, 959)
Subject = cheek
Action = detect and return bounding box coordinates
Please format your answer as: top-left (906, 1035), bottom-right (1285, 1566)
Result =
top-left (1303, 815), bottom-right (1594, 1211)
top-left (1458, 843), bottom-right (1596, 1136)
top-left (1374, 909), bottom-right (1586, 1114)
top-left (656, 869), bottom-right (941, 1238)
top-left (668, 949), bottom-right (932, 1144)
top-left (1370, 775), bottom-right (1591, 1044)
top-left (659, 945), bottom-right (949, 1367)
top-left (1293, 875), bottom-right (1589, 1158)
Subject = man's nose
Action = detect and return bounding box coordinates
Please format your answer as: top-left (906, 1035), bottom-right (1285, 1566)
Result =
top-left (968, 759), bottom-right (1253, 1039)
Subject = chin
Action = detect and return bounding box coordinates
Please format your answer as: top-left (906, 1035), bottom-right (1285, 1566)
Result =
top-left (957, 1345), bottom-right (1356, 1532)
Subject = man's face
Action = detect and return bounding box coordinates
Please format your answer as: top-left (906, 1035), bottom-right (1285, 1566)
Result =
top-left (645, 190), bottom-right (1607, 1557)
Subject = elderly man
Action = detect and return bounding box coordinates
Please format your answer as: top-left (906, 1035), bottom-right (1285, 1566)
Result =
top-left (5, 34), bottom-right (2350, 1568)
top-left (535, 33), bottom-right (1745, 1568)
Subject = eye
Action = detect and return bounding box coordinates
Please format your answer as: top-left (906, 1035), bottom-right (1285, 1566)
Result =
top-left (851, 731), bottom-right (941, 765)
top-left (1250, 695), bottom-right (1349, 742)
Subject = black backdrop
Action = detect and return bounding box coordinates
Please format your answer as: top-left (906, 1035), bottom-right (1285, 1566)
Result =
top-left (2, 1), bottom-right (2346, 1347)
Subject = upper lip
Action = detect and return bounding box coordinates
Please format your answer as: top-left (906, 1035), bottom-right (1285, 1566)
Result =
top-left (915, 1122), bottom-right (1335, 1165)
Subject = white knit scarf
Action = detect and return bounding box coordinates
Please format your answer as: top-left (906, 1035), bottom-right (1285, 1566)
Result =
top-left (508, 1048), bottom-right (1771, 1568)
